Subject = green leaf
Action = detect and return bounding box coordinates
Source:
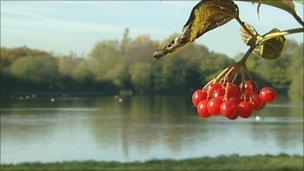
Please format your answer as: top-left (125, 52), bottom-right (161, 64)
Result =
top-left (153, 0), bottom-right (239, 59)
top-left (254, 29), bottom-right (286, 60)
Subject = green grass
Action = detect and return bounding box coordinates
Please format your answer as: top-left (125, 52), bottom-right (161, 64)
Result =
top-left (1, 154), bottom-right (303, 171)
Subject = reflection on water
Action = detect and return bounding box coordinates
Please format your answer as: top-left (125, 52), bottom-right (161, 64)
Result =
top-left (1, 95), bottom-right (303, 164)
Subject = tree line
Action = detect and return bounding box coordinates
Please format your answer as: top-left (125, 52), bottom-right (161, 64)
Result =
top-left (1, 29), bottom-right (303, 100)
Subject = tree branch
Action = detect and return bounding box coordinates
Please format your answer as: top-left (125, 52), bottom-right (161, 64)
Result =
top-left (235, 17), bottom-right (255, 37)
top-left (237, 46), bottom-right (256, 65)
top-left (292, 13), bottom-right (304, 27)
top-left (261, 28), bottom-right (304, 44)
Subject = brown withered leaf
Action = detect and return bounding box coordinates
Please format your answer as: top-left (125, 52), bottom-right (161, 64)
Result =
top-left (153, 0), bottom-right (239, 59)
top-left (240, 23), bottom-right (286, 60)
top-left (236, 0), bottom-right (296, 16)
top-left (240, 22), bottom-right (258, 46)
top-left (254, 29), bottom-right (286, 60)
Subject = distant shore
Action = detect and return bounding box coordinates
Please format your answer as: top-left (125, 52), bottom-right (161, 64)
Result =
top-left (1, 154), bottom-right (303, 171)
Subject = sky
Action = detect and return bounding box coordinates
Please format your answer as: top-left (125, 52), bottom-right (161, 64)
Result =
top-left (1, 1), bottom-right (303, 58)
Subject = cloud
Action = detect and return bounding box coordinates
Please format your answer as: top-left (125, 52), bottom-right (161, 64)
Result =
top-left (102, 8), bottom-right (169, 34)
top-left (1, 2), bottom-right (172, 38)
top-left (0, 1), bottom-right (173, 55)
top-left (2, 1), bottom-right (302, 57)
top-left (1, 7), bottom-right (130, 34)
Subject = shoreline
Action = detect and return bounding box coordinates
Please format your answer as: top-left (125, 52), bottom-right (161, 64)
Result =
top-left (1, 154), bottom-right (303, 171)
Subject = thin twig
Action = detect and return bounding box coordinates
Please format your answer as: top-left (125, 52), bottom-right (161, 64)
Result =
top-left (238, 46), bottom-right (256, 65)
top-left (203, 79), bottom-right (215, 90)
top-left (235, 17), bottom-right (255, 37)
top-left (260, 28), bottom-right (304, 44)
top-left (292, 13), bottom-right (304, 27)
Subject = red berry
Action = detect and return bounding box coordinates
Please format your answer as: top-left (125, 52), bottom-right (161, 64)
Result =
top-left (217, 96), bottom-right (225, 102)
top-left (229, 97), bottom-right (241, 105)
top-left (259, 101), bottom-right (266, 110)
top-left (237, 102), bottom-right (253, 118)
top-left (244, 81), bottom-right (258, 95)
top-left (226, 84), bottom-right (240, 97)
top-left (254, 101), bottom-right (266, 110)
top-left (212, 88), bottom-right (225, 98)
top-left (207, 83), bottom-right (223, 94)
top-left (259, 87), bottom-right (277, 103)
top-left (197, 100), bottom-right (212, 118)
top-left (220, 100), bottom-right (237, 118)
top-left (207, 97), bottom-right (223, 115)
top-left (192, 90), bottom-right (207, 107)
top-left (245, 89), bottom-right (257, 96)
top-left (227, 113), bottom-right (239, 120)
top-left (250, 94), bottom-right (264, 110)
top-left (244, 81), bottom-right (256, 90)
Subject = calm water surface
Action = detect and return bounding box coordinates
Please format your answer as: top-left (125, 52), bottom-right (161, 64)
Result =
top-left (1, 95), bottom-right (303, 164)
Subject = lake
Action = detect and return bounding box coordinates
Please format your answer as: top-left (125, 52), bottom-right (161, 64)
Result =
top-left (1, 95), bottom-right (303, 164)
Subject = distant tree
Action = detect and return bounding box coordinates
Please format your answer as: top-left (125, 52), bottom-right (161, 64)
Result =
top-left (129, 63), bottom-right (153, 92)
top-left (1, 46), bottom-right (50, 66)
top-left (89, 40), bottom-right (120, 80)
top-left (73, 60), bottom-right (95, 83)
top-left (1, 21), bottom-right (302, 98)
top-left (288, 44), bottom-right (303, 98)
top-left (123, 35), bottom-right (158, 62)
top-left (57, 55), bottom-right (80, 77)
top-left (10, 56), bottom-right (59, 84)
top-left (120, 28), bottom-right (131, 52)
top-left (247, 40), bottom-right (301, 92)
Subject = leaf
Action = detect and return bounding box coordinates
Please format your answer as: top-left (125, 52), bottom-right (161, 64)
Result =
top-left (254, 29), bottom-right (286, 60)
top-left (294, 0), bottom-right (304, 5)
top-left (235, 0), bottom-right (296, 15)
top-left (257, 3), bottom-right (262, 19)
top-left (240, 23), bottom-right (258, 46)
top-left (240, 23), bottom-right (286, 60)
top-left (153, 0), bottom-right (239, 59)
top-left (235, 0), bottom-right (303, 26)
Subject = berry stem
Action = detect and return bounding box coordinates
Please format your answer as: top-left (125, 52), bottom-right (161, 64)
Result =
top-left (215, 67), bottom-right (230, 82)
top-left (237, 46), bottom-right (255, 65)
top-left (203, 79), bottom-right (215, 90)
top-left (224, 82), bottom-right (229, 100)
top-left (213, 46), bottom-right (255, 86)
top-left (243, 65), bottom-right (252, 81)
top-left (241, 66), bottom-right (246, 83)
top-left (223, 67), bottom-right (236, 82)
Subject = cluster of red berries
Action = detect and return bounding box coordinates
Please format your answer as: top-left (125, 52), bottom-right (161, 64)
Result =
top-left (192, 81), bottom-right (277, 120)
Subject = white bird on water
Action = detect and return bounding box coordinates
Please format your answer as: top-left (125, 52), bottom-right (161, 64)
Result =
top-left (255, 116), bottom-right (261, 121)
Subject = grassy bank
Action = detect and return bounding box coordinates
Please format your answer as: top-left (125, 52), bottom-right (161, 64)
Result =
top-left (1, 154), bottom-right (303, 171)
